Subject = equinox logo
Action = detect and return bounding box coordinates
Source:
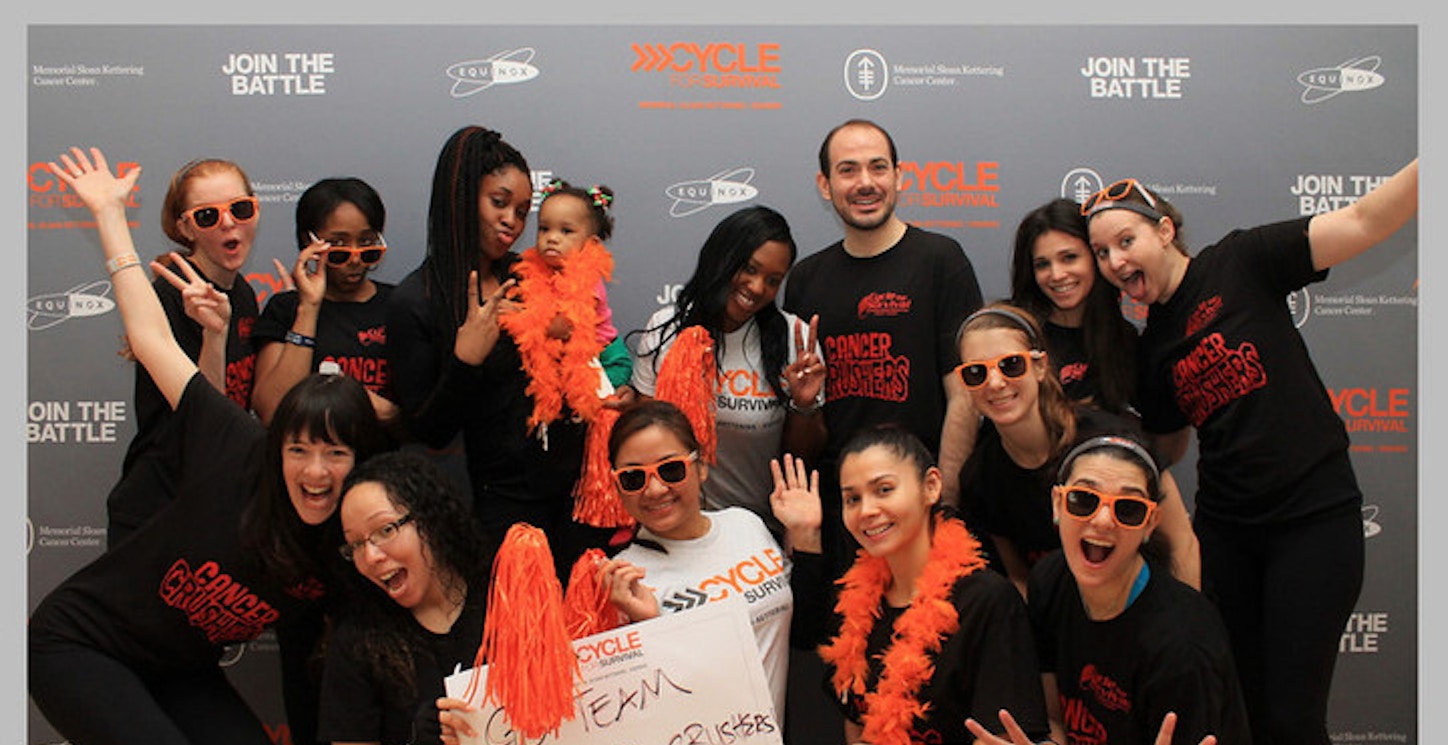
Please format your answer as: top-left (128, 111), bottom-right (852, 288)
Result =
top-left (447, 48), bottom-right (540, 97)
top-left (1298, 55), bottom-right (1384, 104)
top-left (28, 280), bottom-right (116, 331)
top-left (844, 49), bottom-right (888, 101)
top-left (665, 168), bottom-right (758, 217)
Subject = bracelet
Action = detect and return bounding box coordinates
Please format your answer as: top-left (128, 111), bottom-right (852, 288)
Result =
top-left (284, 330), bottom-right (316, 348)
top-left (786, 396), bottom-right (823, 415)
top-left (105, 253), bottom-right (141, 276)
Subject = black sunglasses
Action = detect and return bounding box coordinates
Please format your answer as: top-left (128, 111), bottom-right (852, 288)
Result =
top-left (955, 350), bottom-right (1042, 389)
top-left (183, 196), bottom-right (259, 229)
top-left (1056, 485), bottom-right (1157, 529)
top-left (613, 452), bottom-right (698, 493)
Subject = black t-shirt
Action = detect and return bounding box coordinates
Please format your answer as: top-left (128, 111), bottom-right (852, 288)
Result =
top-left (1137, 217), bottom-right (1356, 524)
top-left (959, 405), bottom-right (1150, 575)
top-left (319, 589), bottom-right (486, 745)
top-left (782, 226), bottom-right (982, 462)
top-left (386, 258), bottom-right (585, 507)
top-left (1028, 552), bottom-right (1252, 745)
top-left (253, 284), bottom-right (395, 399)
top-left (827, 566), bottom-right (1050, 743)
top-left (107, 261), bottom-right (259, 531)
top-left (30, 373), bottom-right (326, 673)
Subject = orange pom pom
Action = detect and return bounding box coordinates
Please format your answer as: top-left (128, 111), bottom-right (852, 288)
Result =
top-left (563, 548), bottom-right (623, 639)
top-left (653, 324), bottom-right (717, 463)
top-left (475, 523), bottom-right (580, 738)
top-left (572, 406), bottom-right (636, 528)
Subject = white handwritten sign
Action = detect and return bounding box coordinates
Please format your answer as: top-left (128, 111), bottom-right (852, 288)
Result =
top-left (443, 600), bottom-right (783, 745)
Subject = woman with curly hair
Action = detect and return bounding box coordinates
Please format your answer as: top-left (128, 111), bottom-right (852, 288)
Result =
top-left (318, 451), bottom-right (493, 745)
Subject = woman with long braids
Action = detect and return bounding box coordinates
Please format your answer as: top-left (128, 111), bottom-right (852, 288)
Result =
top-left (386, 126), bottom-right (610, 575)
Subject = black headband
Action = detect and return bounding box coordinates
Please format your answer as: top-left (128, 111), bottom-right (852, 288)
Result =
top-left (1057, 435), bottom-right (1162, 495)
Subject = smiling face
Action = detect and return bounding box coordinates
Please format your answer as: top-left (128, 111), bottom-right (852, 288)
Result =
top-left (816, 124), bottom-right (901, 232)
top-left (722, 239), bottom-right (792, 332)
top-left (839, 444), bottom-right (941, 562)
top-left (535, 193), bottom-right (596, 270)
top-left (177, 169), bottom-right (256, 285)
top-left (1089, 209), bottom-right (1185, 305)
top-left (1054, 452), bottom-right (1160, 607)
top-left (477, 164), bottom-right (534, 262)
top-left (281, 433), bottom-right (356, 526)
top-left (612, 423), bottom-right (711, 541)
top-left (340, 480), bottom-right (440, 613)
top-left (958, 326), bottom-right (1047, 429)
top-left (1032, 229), bottom-right (1095, 324)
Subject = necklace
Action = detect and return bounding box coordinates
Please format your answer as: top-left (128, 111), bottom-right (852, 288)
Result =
top-left (498, 239), bottom-right (614, 431)
top-left (818, 517), bottom-right (987, 745)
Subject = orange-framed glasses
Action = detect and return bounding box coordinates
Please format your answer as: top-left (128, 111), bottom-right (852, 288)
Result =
top-left (1054, 484), bottom-right (1157, 529)
top-left (955, 350), bottom-right (1044, 389)
top-left (182, 196), bottom-right (259, 229)
top-left (613, 451), bottom-right (698, 494)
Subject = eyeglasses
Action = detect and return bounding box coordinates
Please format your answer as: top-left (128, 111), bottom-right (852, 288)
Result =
top-left (310, 232), bottom-right (388, 265)
top-left (182, 196), bottom-right (259, 229)
top-left (1054, 485), bottom-right (1157, 529)
top-left (613, 452), bottom-right (698, 494)
top-left (955, 350), bottom-right (1044, 389)
top-left (339, 514), bottom-right (413, 561)
top-left (1079, 178), bottom-right (1159, 218)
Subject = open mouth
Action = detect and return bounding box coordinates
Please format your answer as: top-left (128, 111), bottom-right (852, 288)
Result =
top-left (1080, 537), bottom-right (1115, 565)
top-left (378, 567), bottom-right (407, 595)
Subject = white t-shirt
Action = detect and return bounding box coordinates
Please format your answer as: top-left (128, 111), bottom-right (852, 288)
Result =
top-left (631, 306), bottom-right (822, 523)
top-left (614, 507), bottom-right (794, 724)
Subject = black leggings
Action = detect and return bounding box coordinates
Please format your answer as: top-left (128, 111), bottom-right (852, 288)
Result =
top-left (29, 639), bottom-right (273, 745)
top-left (1195, 506), bottom-right (1364, 745)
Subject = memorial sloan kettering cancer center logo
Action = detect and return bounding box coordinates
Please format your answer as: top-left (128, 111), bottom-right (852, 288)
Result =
top-left (665, 167), bottom-right (759, 218)
top-left (844, 47), bottom-right (1004, 101)
top-left (447, 48), bottom-right (540, 97)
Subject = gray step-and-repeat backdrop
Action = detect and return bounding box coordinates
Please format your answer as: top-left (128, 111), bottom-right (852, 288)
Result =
top-left (26, 24), bottom-right (1416, 744)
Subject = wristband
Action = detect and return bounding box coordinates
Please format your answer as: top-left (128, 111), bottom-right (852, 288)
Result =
top-left (284, 330), bottom-right (316, 348)
top-left (105, 253), bottom-right (141, 276)
top-left (786, 396), bottom-right (823, 415)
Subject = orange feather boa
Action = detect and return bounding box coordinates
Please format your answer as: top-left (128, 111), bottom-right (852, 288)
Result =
top-left (817, 517), bottom-right (987, 745)
top-left (498, 237), bottom-right (614, 431)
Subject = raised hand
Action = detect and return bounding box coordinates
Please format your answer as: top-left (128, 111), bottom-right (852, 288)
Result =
top-left (152, 251), bottom-right (230, 335)
top-left (291, 235), bottom-right (330, 307)
top-left (770, 453), bottom-right (822, 554)
top-left (963, 708), bottom-right (1035, 745)
top-left (48, 146), bottom-right (139, 217)
top-left (1154, 712), bottom-right (1218, 745)
top-left (453, 273), bottom-right (517, 365)
top-left (781, 314), bottom-right (824, 410)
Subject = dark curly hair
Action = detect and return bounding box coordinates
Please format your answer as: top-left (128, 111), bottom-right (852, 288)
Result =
top-left (333, 451), bottom-right (492, 706)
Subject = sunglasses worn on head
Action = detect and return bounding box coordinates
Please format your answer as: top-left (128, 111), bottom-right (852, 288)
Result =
top-left (1054, 485), bottom-right (1157, 529)
top-left (183, 196), bottom-right (259, 229)
top-left (1079, 178), bottom-right (1159, 218)
top-left (613, 451), bottom-right (698, 493)
top-left (956, 350), bottom-right (1044, 389)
